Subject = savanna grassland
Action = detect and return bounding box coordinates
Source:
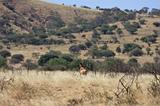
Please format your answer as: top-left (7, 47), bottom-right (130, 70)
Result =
top-left (0, 70), bottom-right (159, 106)
top-left (0, 0), bottom-right (160, 106)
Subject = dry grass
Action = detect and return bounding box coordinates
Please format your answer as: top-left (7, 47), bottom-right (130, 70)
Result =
top-left (0, 70), bottom-right (159, 106)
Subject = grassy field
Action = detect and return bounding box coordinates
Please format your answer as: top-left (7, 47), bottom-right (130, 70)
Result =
top-left (0, 70), bottom-right (159, 106)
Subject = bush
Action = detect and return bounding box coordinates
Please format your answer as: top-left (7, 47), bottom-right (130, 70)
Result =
top-left (46, 58), bottom-right (68, 71)
top-left (92, 30), bottom-right (101, 39)
top-left (93, 49), bottom-right (115, 58)
top-left (141, 35), bottom-right (157, 43)
top-left (100, 25), bottom-right (114, 34)
top-left (69, 45), bottom-right (81, 53)
top-left (68, 59), bottom-right (81, 70)
top-left (85, 41), bottom-right (92, 48)
top-left (100, 58), bottom-right (127, 73)
top-left (142, 62), bottom-right (160, 74)
top-left (116, 28), bottom-right (123, 35)
top-left (0, 55), bottom-right (6, 67)
top-left (139, 19), bottom-right (146, 25)
top-left (123, 21), bottom-right (140, 34)
top-left (0, 50), bottom-right (11, 58)
top-left (127, 58), bottom-right (140, 67)
top-left (123, 43), bottom-right (141, 53)
top-left (23, 59), bottom-right (38, 70)
top-left (130, 48), bottom-right (143, 56)
top-left (146, 47), bottom-right (151, 55)
top-left (100, 44), bottom-right (108, 50)
top-left (153, 22), bottom-right (160, 27)
top-left (116, 46), bottom-right (121, 53)
top-left (38, 51), bottom-right (60, 66)
top-left (81, 59), bottom-right (95, 71)
top-left (78, 44), bottom-right (87, 50)
top-left (11, 54), bottom-right (24, 64)
top-left (60, 54), bottom-right (75, 62)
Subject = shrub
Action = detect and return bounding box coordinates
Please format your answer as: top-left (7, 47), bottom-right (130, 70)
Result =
top-left (60, 54), bottom-right (75, 62)
top-left (81, 59), bottom-right (95, 71)
top-left (100, 58), bottom-right (127, 73)
top-left (116, 46), bottom-right (121, 53)
top-left (139, 19), bottom-right (146, 25)
top-left (23, 59), bottom-right (38, 70)
top-left (68, 59), bottom-right (81, 70)
top-left (98, 50), bottom-right (115, 58)
top-left (141, 35), bottom-right (157, 43)
top-left (130, 48), bottom-right (143, 56)
top-left (153, 22), bottom-right (160, 27)
top-left (11, 54), bottom-right (24, 64)
top-left (100, 25), bottom-right (114, 34)
top-left (92, 30), bottom-right (101, 39)
top-left (146, 47), bottom-right (151, 55)
top-left (123, 43), bottom-right (141, 53)
top-left (100, 44), bottom-right (108, 50)
top-left (116, 28), bottom-right (123, 35)
top-left (0, 50), bottom-right (11, 58)
top-left (123, 21), bottom-right (140, 34)
top-left (69, 45), bottom-right (81, 53)
top-left (0, 55), bottom-right (6, 67)
top-left (64, 33), bottom-right (75, 39)
top-left (78, 44), bottom-right (87, 50)
top-left (142, 62), bottom-right (160, 74)
top-left (85, 41), bottom-right (92, 48)
top-left (46, 58), bottom-right (68, 71)
top-left (127, 58), bottom-right (140, 67)
top-left (38, 51), bottom-right (60, 66)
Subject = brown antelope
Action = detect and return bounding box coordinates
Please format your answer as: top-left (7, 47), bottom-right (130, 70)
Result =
top-left (79, 64), bottom-right (87, 75)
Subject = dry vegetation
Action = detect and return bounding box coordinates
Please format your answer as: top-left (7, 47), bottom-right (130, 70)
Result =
top-left (0, 70), bottom-right (159, 106)
top-left (0, 1), bottom-right (160, 106)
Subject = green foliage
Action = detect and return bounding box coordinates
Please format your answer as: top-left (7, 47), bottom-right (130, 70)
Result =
top-left (100, 44), bottom-right (108, 50)
top-left (116, 46), bottom-right (121, 53)
top-left (130, 48), bottom-right (143, 56)
top-left (92, 30), bottom-right (101, 39)
top-left (11, 54), bottom-right (24, 64)
top-left (69, 45), bottom-right (81, 53)
top-left (23, 59), bottom-right (38, 70)
top-left (95, 8), bottom-right (136, 25)
top-left (146, 47), bottom-right (151, 55)
top-left (153, 22), bottom-right (160, 27)
top-left (38, 51), bottom-right (60, 66)
top-left (45, 12), bottom-right (65, 30)
top-left (90, 48), bottom-right (115, 58)
top-left (85, 41), bottom-right (92, 48)
top-left (60, 54), bottom-right (75, 62)
top-left (123, 21), bottom-right (140, 34)
top-left (100, 58), bottom-right (127, 73)
top-left (81, 59), bottom-right (95, 71)
top-left (141, 35), bottom-right (157, 43)
top-left (123, 43), bottom-right (141, 53)
top-left (116, 28), bottom-right (123, 35)
top-left (100, 25), bottom-right (114, 34)
top-left (68, 59), bottom-right (81, 70)
top-left (128, 58), bottom-right (140, 67)
top-left (139, 19), bottom-right (146, 25)
top-left (0, 55), bottom-right (6, 67)
top-left (46, 58), bottom-right (68, 70)
top-left (32, 26), bottom-right (46, 36)
top-left (0, 50), bottom-right (11, 58)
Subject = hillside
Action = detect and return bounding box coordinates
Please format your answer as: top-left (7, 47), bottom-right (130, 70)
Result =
top-left (0, 0), bottom-right (99, 35)
top-left (0, 0), bottom-right (160, 70)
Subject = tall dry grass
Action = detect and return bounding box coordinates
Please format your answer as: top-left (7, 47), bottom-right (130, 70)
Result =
top-left (0, 70), bottom-right (159, 106)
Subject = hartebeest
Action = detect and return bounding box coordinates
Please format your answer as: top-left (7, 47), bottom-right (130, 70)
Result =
top-left (79, 64), bottom-right (87, 75)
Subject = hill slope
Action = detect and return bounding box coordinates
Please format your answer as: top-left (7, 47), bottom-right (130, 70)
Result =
top-left (0, 0), bottom-right (99, 35)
